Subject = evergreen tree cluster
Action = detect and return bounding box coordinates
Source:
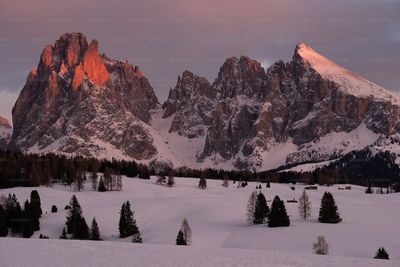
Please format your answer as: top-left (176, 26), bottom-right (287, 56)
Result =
top-left (0, 151), bottom-right (151, 189)
top-left (63, 195), bottom-right (102, 241)
top-left (246, 191), bottom-right (290, 227)
top-left (0, 190), bottom-right (42, 238)
top-left (260, 148), bottom-right (400, 187)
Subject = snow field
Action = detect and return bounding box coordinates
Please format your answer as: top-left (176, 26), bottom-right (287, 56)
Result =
top-left (0, 176), bottom-right (399, 262)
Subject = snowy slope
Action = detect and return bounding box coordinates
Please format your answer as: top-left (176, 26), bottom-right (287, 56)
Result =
top-left (1, 238), bottom-right (397, 267)
top-left (1, 177), bottom-right (400, 262)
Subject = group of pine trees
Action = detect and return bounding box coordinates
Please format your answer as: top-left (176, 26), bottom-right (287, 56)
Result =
top-left (0, 190), bottom-right (42, 238)
top-left (247, 191), bottom-right (290, 227)
top-left (247, 189), bottom-right (342, 227)
top-left (63, 195), bottom-right (101, 240)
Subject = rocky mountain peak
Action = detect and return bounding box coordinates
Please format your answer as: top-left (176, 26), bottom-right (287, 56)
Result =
top-left (214, 55), bottom-right (265, 100)
top-left (53, 32), bottom-right (88, 69)
top-left (10, 32), bottom-right (160, 160)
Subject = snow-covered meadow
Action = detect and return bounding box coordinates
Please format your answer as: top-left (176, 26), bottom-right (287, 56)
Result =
top-left (0, 176), bottom-right (399, 265)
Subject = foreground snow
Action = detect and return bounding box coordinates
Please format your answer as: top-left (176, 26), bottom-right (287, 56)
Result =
top-left (0, 238), bottom-right (397, 267)
top-left (1, 177), bottom-right (399, 263)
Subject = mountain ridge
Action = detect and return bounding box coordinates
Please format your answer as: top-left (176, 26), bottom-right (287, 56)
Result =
top-left (7, 33), bottom-right (400, 171)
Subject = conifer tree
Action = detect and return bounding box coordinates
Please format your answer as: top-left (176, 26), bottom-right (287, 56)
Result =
top-left (177, 218), bottom-right (192, 245)
top-left (125, 201), bottom-right (139, 236)
top-left (98, 177), bottom-right (107, 192)
top-left (30, 190), bottom-right (42, 228)
top-left (118, 202), bottom-right (126, 238)
top-left (66, 195), bottom-right (82, 234)
top-left (254, 192), bottom-right (269, 224)
top-left (318, 192), bottom-right (342, 223)
top-left (119, 201), bottom-right (141, 239)
top-left (246, 191), bottom-right (258, 225)
top-left (22, 200), bottom-right (34, 238)
top-left (8, 200), bottom-right (22, 233)
top-left (60, 227), bottom-right (68, 239)
top-left (30, 191), bottom-right (42, 217)
top-left (267, 195), bottom-right (290, 227)
top-left (176, 229), bottom-right (186, 245)
top-left (73, 215), bottom-right (89, 240)
top-left (0, 205), bottom-right (8, 237)
top-left (298, 189), bottom-right (312, 220)
top-left (365, 184), bottom-right (373, 194)
top-left (90, 217), bottom-right (102, 241)
top-left (374, 247), bottom-right (389, 260)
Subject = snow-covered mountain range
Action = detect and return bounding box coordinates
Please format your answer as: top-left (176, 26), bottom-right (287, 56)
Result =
top-left (7, 32), bottom-right (400, 171)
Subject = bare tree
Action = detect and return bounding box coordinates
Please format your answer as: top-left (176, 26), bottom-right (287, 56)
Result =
top-left (74, 169), bottom-right (84, 192)
top-left (246, 191), bottom-right (258, 225)
top-left (298, 189), bottom-right (312, 220)
top-left (222, 175), bottom-right (229, 188)
top-left (313, 235), bottom-right (329, 255)
top-left (116, 172), bottom-right (122, 191)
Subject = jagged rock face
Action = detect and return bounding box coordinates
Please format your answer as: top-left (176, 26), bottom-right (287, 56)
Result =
top-left (0, 116), bottom-right (12, 150)
top-left (162, 70), bottom-right (214, 138)
top-left (200, 56), bottom-right (266, 159)
top-left (10, 32), bottom-right (159, 160)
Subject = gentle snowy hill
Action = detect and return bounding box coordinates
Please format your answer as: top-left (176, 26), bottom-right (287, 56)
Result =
top-left (0, 238), bottom-right (397, 267)
top-left (0, 177), bottom-right (399, 262)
